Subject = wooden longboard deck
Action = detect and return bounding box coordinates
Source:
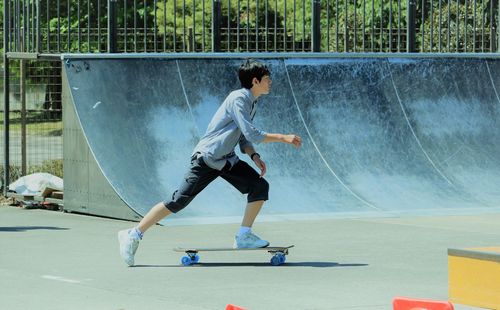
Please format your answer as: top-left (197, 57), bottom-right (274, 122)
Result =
top-left (174, 245), bottom-right (294, 253)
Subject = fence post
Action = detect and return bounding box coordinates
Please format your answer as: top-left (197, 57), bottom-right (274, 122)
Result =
top-left (407, 0), bottom-right (417, 52)
top-left (312, 0), bottom-right (321, 52)
top-left (3, 0), bottom-right (10, 194)
top-left (20, 60), bottom-right (27, 176)
top-left (36, 0), bottom-right (42, 52)
top-left (188, 27), bottom-right (194, 52)
top-left (108, 0), bottom-right (118, 53)
top-left (498, 0), bottom-right (500, 52)
top-left (212, 0), bottom-right (221, 52)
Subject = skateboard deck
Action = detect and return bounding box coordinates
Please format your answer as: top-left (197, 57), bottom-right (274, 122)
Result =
top-left (174, 245), bottom-right (294, 266)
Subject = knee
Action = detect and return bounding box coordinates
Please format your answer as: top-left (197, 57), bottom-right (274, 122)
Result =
top-left (164, 190), bottom-right (194, 213)
top-left (257, 178), bottom-right (270, 195)
top-left (163, 201), bottom-right (185, 213)
top-left (249, 178), bottom-right (269, 202)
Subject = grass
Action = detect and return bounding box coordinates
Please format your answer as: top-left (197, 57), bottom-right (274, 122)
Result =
top-left (0, 111), bottom-right (62, 136)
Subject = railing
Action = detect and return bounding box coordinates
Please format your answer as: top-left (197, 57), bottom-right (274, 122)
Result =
top-left (3, 0), bottom-right (500, 55)
top-left (2, 0), bottom-right (500, 192)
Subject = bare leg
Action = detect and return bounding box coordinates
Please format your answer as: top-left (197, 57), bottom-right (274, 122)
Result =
top-left (137, 202), bottom-right (172, 233)
top-left (241, 200), bottom-right (265, 227)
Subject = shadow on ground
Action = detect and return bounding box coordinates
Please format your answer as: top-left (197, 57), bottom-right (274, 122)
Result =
top-left (133, 262), bottom-right (368, 268)
top-left (0, 226), bottom-right (69, 232)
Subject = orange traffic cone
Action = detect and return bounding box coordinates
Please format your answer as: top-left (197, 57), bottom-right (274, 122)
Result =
top-left (226, 304), bottom-right (246, 310)
top-left (393, 296), bottom-right (454, 310)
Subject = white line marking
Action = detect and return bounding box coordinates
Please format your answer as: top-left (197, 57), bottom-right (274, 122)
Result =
top-left (176, 60), bottom-right (201, 137)
top-left (42, 275), bottom-right (81, 284)
top-left (486, 61), bottom-right (500, 105)
top-left (283, 60), bottom-right (379, 211)
top-left (387, 62), bottom-right (454, 186)
top-left (93, 101), bottom-right (101, 109)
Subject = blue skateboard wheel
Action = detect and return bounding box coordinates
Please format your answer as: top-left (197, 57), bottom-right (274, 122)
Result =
top-left (270, 254), bottom-right (281, 266)
top-left (181, 256), bottom-right (192, 266)
top-left (279, 253), bottom-right (286, 264)
top-left (270, 253), bottom-right (286, 265)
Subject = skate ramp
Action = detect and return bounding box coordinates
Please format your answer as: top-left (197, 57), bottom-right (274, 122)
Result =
top-left (62, 54), bottom-right (500, 223)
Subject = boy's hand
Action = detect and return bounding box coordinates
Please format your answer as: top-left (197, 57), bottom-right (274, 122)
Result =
top-left (284, 134), bottom-right (302, 148)
top-left (253, 156), bottom-right (267, 177)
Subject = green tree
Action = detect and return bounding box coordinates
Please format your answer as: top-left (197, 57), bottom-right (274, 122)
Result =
top-left (4, 0), bottom-right (499, 53)
top-left (155, 0), bottom-right (290, 51)
top-left (323, 0), bottom-right (408, 52)
top-left (421, 0), bottom-right (497, 52)
top-left (156, 0), bottom-right (212, 50)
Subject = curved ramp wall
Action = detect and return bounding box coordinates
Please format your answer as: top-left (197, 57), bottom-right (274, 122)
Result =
top-left (62, 54), bottom-right (500, 224)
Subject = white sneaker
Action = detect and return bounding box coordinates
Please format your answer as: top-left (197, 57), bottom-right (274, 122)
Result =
top-left (118, 229), bottom-right (140, 266)
top-left (233, 231), bottom-right (269, 249)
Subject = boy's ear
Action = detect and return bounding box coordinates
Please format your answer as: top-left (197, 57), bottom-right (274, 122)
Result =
top-left (250, 77), bottom-right (258, 88)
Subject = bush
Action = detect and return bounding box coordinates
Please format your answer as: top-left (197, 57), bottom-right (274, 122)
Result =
top-left (29, 159), bottom-right (63, 178)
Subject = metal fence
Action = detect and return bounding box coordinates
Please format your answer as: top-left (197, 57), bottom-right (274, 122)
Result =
top-left (0, 58), bottom-right (63, 190)
top-left (3, 0), bottom-right (500, 54)
top-left (2, 19), bottom-right (63, 190)
top-left (2, 0), bottom-right (500, 191)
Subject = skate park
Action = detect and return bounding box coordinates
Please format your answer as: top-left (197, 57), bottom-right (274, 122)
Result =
top-left (3, 53), bottom-right (500, 309)
top-left (3, 0), bottom-right (500, 307)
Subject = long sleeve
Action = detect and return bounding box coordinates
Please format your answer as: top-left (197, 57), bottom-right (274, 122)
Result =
top-left (229, 98), bottom-right (267, 144)
top-left (239, 134), bottom-right (254, 153)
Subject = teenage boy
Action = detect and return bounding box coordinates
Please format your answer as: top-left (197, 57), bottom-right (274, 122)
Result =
top-left (118, 59), bottom-right (302, 266)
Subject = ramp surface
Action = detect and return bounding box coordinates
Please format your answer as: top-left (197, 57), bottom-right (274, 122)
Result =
top-left (63, 54), bottom-right (500, 222)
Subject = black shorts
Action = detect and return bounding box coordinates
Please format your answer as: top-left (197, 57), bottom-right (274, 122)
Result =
top-left (163, 156), bottom-right (269, 213)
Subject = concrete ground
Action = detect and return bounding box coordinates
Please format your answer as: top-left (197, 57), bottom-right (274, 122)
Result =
top-left (1, 205), bottom-right (498, 310)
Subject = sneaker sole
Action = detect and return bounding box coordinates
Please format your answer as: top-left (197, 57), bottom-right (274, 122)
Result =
top-left (233, 242), bottom-right (270, 249)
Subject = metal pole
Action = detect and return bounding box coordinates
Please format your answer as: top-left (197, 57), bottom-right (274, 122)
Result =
top-left (212, 0), bottom-right (221, 52)
top-left (3, 0), bottom-right (11, 194)
top-left (407, 0), bottom-right (416, 52)
top-left (312, 0), bottom-right (321, 52)
top-left (497, 0), bottom-right (500, 52)
top-left (188, 27), bottom-right (194, 52)
top-left (36, 0), bottom-right (41, 52)
top-left (20, 60), bottom-right (26, 176)
top-left (108, 0), bottom-right (117, 52)
top-left (20, 20), bottom-right (26, 176)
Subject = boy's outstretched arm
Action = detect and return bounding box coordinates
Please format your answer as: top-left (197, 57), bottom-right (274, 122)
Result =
top-left (240, 133), bottom-right (301, 177)
top-left (263, 133), bottom-right (302, 148)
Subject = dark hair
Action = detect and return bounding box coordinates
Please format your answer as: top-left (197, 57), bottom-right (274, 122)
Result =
top-left (238, 59), bottom-right (270, 89)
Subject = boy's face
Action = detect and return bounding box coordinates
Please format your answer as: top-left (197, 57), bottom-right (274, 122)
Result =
top-left (252, 75), bottom-right (272, 96)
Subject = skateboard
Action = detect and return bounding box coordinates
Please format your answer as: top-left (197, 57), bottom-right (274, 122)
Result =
top-left (173, 245), bottom-right (294, 266)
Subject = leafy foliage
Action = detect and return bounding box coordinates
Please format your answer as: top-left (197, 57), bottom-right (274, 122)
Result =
top-left (2, 0), bottom-right (499, 52)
